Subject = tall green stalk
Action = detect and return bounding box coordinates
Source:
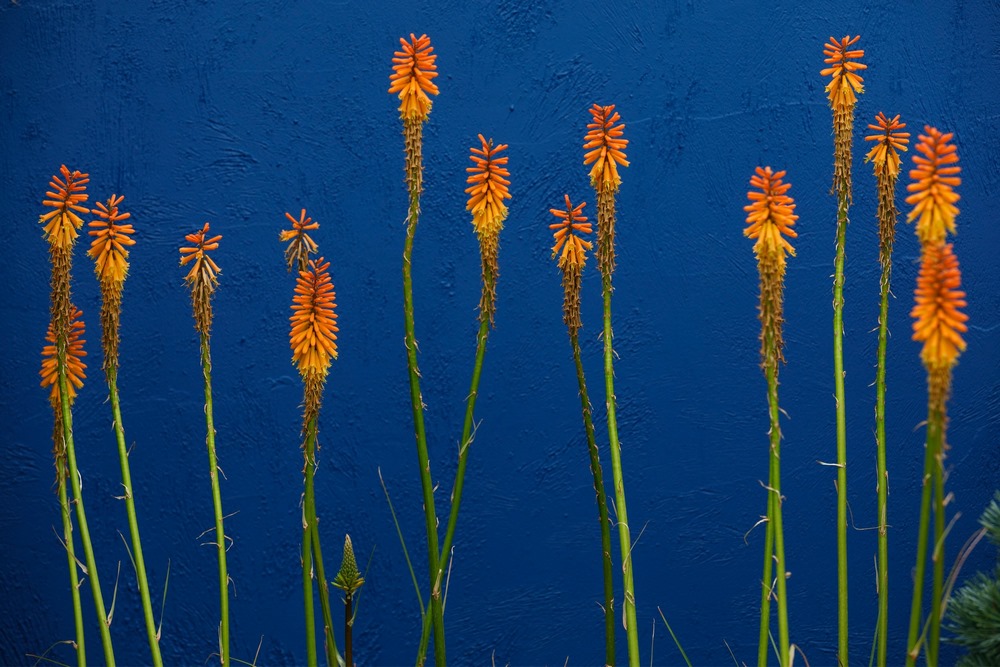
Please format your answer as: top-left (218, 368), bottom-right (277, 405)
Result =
top-left (303, 414), bottom-right (340, 667)
top-left (303, 503), bottom-right (317, 667)
top-left (199, 334), bottom-right (229, 667)
top-left (765, 344), bottom-right (790, 666)
top-left (757, 479), bottom-right (775, 667)
top-left (55, 435), bottom-right (87, 667)
top-left (417, 270), bottom-right (492, 662)
top-left (832, 201), bottom-right (850, 666)
top-left (601, 265), bottom-right (640, 667)
top-left (571, 330), bottom-right (616, 665)
top-left (58, 370), bottom-right (116, 666)
top-left (905, 408), bottom-right (941, 666)
top-left (107, 369), bottom-right (163, 666)
top-left (401, 116), bottom-right (446, 667)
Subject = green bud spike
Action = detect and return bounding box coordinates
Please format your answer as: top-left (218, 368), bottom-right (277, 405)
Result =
top-left (333, 534), bottom-right (364, 594)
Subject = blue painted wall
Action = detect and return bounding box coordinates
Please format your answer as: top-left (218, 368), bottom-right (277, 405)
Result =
top-left (2, 1), bottom-right (998, 664)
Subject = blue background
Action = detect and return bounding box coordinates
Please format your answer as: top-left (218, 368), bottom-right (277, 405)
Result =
top-left (2, 1), bottom-right (998, 665)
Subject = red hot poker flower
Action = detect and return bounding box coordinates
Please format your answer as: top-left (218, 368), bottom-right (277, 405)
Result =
top-left (388, 33), bottom-right (439, 121)
top-left (290, 258), bottom-right (339, 377)
top-left (744, 166), bottom-right (798, 262)
top-left (821, 35), bottom-right (866, 109)
top-left (865, 112), bottom-right (910, 179)
top-left (912, 242), bottom-right (968, 371)
top-left (40, 166), bottom-right (90, 249)
top-left (906, 126), bottom-right (961, 245)
top-left (40, 308), bottom-right (87, 405)
top-left (583, 104), bottom-right (629, 190)
top-left (549, 195), bottom-right (593, 269)
top-left (88, 195), bottom-right (136, 285)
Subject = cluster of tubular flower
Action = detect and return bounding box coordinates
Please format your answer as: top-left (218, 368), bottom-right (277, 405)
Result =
top-left (583, 104), bottom-right (629, 276)
top-left (88, 194), bottom-right (135, 372)
top-left (290, 257), bottom-right (339, 426)
top-left (907, 126), bottom-right (966, 405)
top-left (179, 223), bottom-right (222, 335)
top-left (465, 134), bottom-right (511, 326)
top-left (821, 35), bottom-right (866, 202)
top-left (549, 195), bottom-right (592, 335)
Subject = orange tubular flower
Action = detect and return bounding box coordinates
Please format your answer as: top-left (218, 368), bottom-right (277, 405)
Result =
top-left (88, 195), bottom-right (135, 285)
top-left (180, 223), bottom-right (222, 291)
top-left (743, 166), bottom-right (798, 262)
top-left (290, 258), bottom-right (339, 378)
top-left (280, 209), bottom-right (319, 273)
top-left (821, 35), bottom-right (866, 109)
top-left (388, 33), bottom-right (439, 121)
top-left (549, 195), bottom-right (593, 269)
top-left (40, 166), bottom-right (90, 249)
top-left (912, 242), bottom-right (968, 372)
top-left (466, 134), bottom-right (511, 239)
top-left (584, 104), bottom-right (629, 190)
top-left (906, 126), bottom-right (961, 245)
top-left (40, 308), bottom-right (87, 405)
top-left (865, 112), bottom-right (910, 179)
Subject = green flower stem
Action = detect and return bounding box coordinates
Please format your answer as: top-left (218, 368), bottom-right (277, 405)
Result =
top-left (417, 268), bottom-right (493, 662)
top-left (304, 415), bottom-right (340, 667)
top-left (765, 343), bottom-right (790, 666)
top-left (570, 329), bottom-right (616, 665)
top-left (757, 469), bottom-right (775, 667)
top-left (402, 117), bottom-right (446, 667)
top-left (344, 592), bottom-right (354, 667)
top-left (929, 405), bottom-right (946, 666)
top-left (833, 199), bottom-right (850, 667)
top-left (56, 444), bottom-right (87, 667)
top-left (874, 243), bottom-right (891, 667)
top-left (199, 333), bottom-right (229, 667)
top-left (905, 408), bottom-right (940, 666)
top-left (601, 268), bottom-right (640, 667)
top-left (58, 370), bottom-right (116, 666)
top-left (303, 505), bottom-right (317, 667)
top-left (107, 369), bottom-right (162, 666)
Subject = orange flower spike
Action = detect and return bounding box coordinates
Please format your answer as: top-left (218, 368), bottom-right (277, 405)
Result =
top-left (821, 35), bottom-right (866, 108)
top-left (465, 134), bottom-right (511, 238)
top-left (583, 104), bottom-right (629, 190)
top-left (865, 112), bottom-right (910, 179)
top-left (388, 33), bottom-right (439, 121)
top-left (549, 195), bottom-right (593, 268)
top-left (290, 258), bottom-right (339, 377)
top-left (88, 194), bottom-right (136, 285)
top-left (179, 223), bottom-right (223, 289)
top-left (280, 209), bottom-right (320, 273)
top-left (906, 126), bottom-right (961, 245)
top-left (743, 167), bottom-right (798, 261)
top-left (40, 308), bottom-right (87, 405)
top-left (912, 242), bottom-right (968, 370)
top-left (40, 165), bottom-right (90, 249)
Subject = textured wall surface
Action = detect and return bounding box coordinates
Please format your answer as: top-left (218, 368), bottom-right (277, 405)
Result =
top-left (1, 1), bottom-right (998, 665)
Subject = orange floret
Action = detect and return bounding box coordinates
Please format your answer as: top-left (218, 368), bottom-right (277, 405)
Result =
top-left (290, 258), bottom-right (339, 377)
top-left (39, 166), bottom-right (90, 249)
top-left (40, 308), bottom-right (87, 405)
top-left (906, 126), bottom-right (961, 245)
top-left (583, 104), bottom-right (629, 190)
top-left (865, 112), bottom-right (910, 179)
top-left (465, 134), bottom-right (511, 239)
top-left (549, 195), bottom-right (593, 269)
top-left (388, 33), bottom-right (439, 121)
top-left (743, 167), bottom-right (798, 261)
top-left (280, 209), bottom-right (320, 273)
top-left (179, 223), bottom-right (222, 290)
top-left (821, 35), bottom-right (866, 109)
top-left (88, 195), bottom-right (135, 285)
top-left (912, 242), bottom-right (968, 370)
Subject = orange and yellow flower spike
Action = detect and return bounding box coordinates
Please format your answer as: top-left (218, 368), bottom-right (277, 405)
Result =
top-left (906, 126), bottom-right (961, 245)
top-left (549, 195), bottom-right (592, 333)
top-left (40, 307), bottom-right (87, 406)
top-left (550, 194), bottom-right (593, 270)
top-left (389, 33), bottom-right (439, 122)
top-left (280, 209), bottom-right (320, 273)
top-left (40, 165), bottom-right (90, 249)
top-left (821, 35), bottom-right (867, 109)
top-left (865, 112), bottom-right (910, 179)
top-left (465, 134), bottom-right (511, 326)
top-left (88, 195), bottom-right (135, 286)
top-left (912, 242), bottom-right (968, 380)
top-left (179, 223), bottom-right (222, 334)
top-left (290, 257), bottom-right (339, 382)
top-left (583, 104), bottom-right (629, 193)
top-left (744, 166), bottom-right (798, 266)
